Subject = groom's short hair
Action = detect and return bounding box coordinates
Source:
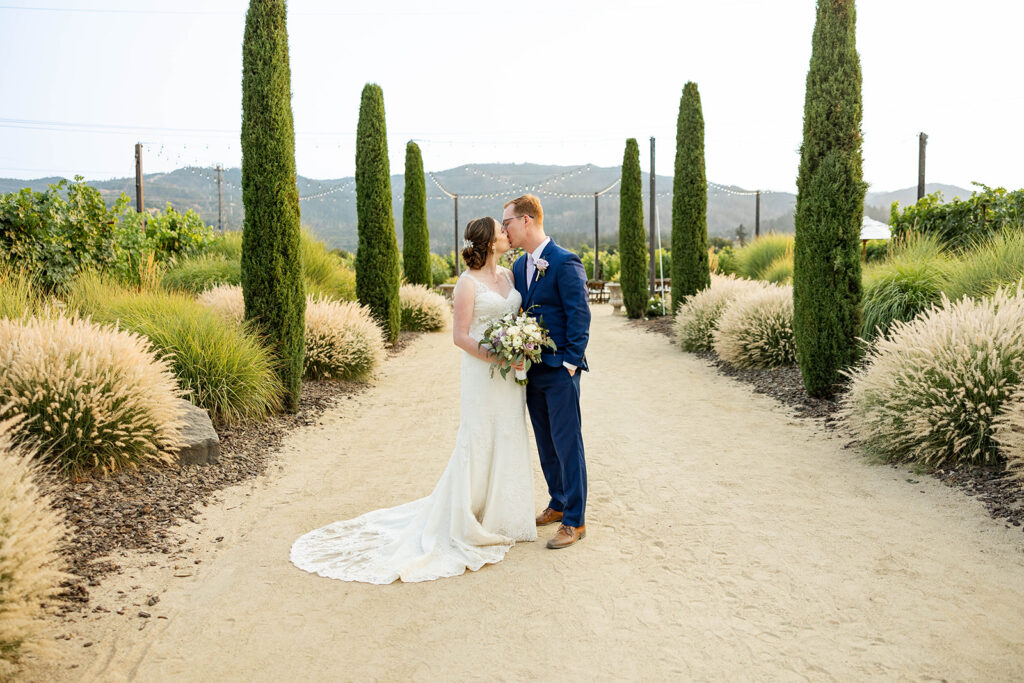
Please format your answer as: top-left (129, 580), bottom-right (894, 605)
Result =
top-left (504, 195), bottom-right (543, 226)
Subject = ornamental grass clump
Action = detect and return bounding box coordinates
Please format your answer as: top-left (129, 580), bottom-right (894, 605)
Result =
top-left (672, 274), bottom-right (765, 352)
top-left (761, 252), bottom-right (794, 285)
top-left (844, 286), bottom-right (1024, 468)
top-left (399, 284), bottom-right (450, 332)
top-left (69, 275), bottom-right (282, 424)
top-left (943, 227), bottom-right (1024, 302)
top-left (302, 230), bottom-right (356, 301)
top-left (0, 267), bottom-right (41, 320)
top-left (161, 254), bottom-right (241, 293)
top-left (993, 389), bottom-right (1024, 479)
top-left (0, 410), bottom-right (68, 675)
top-left (304, 295), bottom-right (385, 381)
top-left (198, 285), bottom-right (384, 381)
top-left (0, 316), bottom-right (185, 474)
top-left (713, 284), bottom-right (796, 368)
top-left (733, 233), bottom-right (794, 281)
top-left (856, 237), bottom-right (950, 342)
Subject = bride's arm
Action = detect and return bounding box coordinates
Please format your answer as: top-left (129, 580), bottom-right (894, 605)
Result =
top-left (452, 276), bottom-right (496, 362)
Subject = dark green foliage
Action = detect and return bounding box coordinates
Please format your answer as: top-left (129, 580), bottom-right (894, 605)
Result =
top-left (671, 82), bottom-right (710, 312)
top-left (792, 0), bottom-right (865, 398)
top-left (890, 185), bottom-right (1024, 250)
top-left (0, 177), bottom-right (127, 291)
top-left (618, 139), bottom-right (648, 318)
top-left (240, 0), bottom-right (305, 412)
top-left (860, 259), bottom-right (946, 341)
top-left (355, 84), bottom-right (401, 342)
top-left (402, 142), bottom-right (431, 286)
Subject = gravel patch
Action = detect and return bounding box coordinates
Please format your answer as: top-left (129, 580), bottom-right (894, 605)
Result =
top-left (38, 332), bottom-right (421, 612)
top-left (626, 314), bottom-right (1024, 533)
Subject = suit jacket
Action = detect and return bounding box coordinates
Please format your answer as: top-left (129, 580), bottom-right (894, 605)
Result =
top-left (514, 239), bottom-right (591, 371)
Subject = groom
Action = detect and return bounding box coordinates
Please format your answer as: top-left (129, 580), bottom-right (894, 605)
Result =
top-left (502, 195), bottom-right (591, 549)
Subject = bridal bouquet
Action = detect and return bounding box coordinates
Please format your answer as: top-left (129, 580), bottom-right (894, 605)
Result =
top-left (478, 308), bottom-right (557, 385)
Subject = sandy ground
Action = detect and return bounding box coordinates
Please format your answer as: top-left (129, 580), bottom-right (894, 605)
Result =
top-left (23, 305), bottom-right (1024, 681)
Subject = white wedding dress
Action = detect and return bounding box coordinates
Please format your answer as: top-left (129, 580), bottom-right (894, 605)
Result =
top-left (290, 268), bottom-right (536, 584)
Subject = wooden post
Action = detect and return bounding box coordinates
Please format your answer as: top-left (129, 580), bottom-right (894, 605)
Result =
top-left (453, 194), bottom-right (460, 276)
top-left (649, 136), bottom-right (656, 298)
top-left (216, 165), bottom-right (224, 232)
top-left (134, 142), bottom-right (145, 217)
top-left (593, 192), bottom-right (600, 280)
top-left (918, 132), bottom-right (928, 201)
top-left (755, 190), bottom-right (761, 238)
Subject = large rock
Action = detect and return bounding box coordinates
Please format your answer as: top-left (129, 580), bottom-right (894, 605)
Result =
top-left (174, 398), bottom-right (220, 465)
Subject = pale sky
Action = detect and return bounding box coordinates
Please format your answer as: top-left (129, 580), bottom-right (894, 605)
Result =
top-left (1, 0), bottom-right (1021, 194)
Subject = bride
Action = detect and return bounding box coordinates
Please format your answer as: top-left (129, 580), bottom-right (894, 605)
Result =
top-left (290, 216), bottom-right (536, 584)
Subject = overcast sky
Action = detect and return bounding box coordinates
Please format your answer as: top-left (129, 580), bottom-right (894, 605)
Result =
top-left (1, 0), bottom-right (1021, 194)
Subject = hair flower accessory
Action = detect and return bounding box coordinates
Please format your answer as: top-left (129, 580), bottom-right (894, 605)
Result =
top-left (464, 239), bottom-right (474, 249)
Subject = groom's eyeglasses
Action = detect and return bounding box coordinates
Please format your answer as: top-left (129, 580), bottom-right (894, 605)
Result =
top-left (501, 215), bottom-right (532, 229)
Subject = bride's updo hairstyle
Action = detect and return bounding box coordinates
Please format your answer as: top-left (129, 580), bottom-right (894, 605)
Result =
top-left (461, 217), bottom-right (496, 270)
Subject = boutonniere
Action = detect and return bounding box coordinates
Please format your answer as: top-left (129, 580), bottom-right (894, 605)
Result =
top-left (534, 257), bottom-right (549, 282)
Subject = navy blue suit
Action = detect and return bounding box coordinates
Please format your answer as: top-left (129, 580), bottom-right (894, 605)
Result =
top-left (514, 240), bottom-right (591, 528)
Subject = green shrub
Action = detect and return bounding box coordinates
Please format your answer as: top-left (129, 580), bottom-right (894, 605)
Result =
top-left (645, 295), bottom-right (668, 318)
top-left (713, 284), bottom-right (796, 368)
top-left (761, 253), bottom-right (794, 285)
top-left (0, 177), bottom-right (127, 291)
top-left (400, 284), bottom-right (450, 331)
top-left (943, 227), bottom-right (1024, 302)
top-left (619, 138), bottom-right (648, 318)
top-left (355, 83), bottom-right (401, 342)
top-left (0, 315), bottom-right (186, 474)
top-left (714, 245), bottom-right (737, 275)
top-left (430, 252), bottom-right (453, 286)
top-left (162, 254), bottom-right (242, 293)
top-left (844, 286), bottom-right (1024, 468)
top-left (890, 185), bottom-right (1024, 250)
top-left (113, 203), bottom-right (214, 283)
top-left (241, 0), bottom-right (305, 412)
top-left (734, 233), bottom-right (794, 280)
top-left (302, 229), bottom-right (356, 301)
top-left (70, 277), bottom-right (282, 423)
top-left (671, 81), bottom-right (710, 311)
top-left (673, 274), bottom-right (766, 352)
top-left (0, 410), bottom-right (67, 674)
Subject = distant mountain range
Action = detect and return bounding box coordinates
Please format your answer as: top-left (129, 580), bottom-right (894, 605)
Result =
top-left (0, 165), bottom-right (974, 252)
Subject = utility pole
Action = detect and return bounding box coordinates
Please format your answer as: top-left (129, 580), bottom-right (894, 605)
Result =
top-left (453, 194), bottom-right (460, 276)
top-left (649, 136), bottom-right (656, 298)
top-left (134, 142), bottom-right (145, 222)
top-left (755, 190), bottom-right (761, 238)
top-left (216, 164), bottom-right (224, 232)
top-left (593, 191), bottom-right (600, 281)
top-left (917, 132), bottom-right (928, 201)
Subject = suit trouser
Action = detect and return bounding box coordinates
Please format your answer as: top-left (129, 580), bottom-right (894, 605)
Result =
top-left (525, 363), bottom-right (587, 527)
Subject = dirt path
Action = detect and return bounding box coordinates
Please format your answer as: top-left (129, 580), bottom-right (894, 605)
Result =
top-left (29, 305), bottom-right (1024, 681)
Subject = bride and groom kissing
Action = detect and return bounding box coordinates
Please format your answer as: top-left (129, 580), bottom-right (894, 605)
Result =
top-left (291, 194), bottom-right (592, 584)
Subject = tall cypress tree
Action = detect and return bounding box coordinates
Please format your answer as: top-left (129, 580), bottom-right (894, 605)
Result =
top-left (402, 141), bottom-right (431, 287)
top-left (619, 138), bottom-right (647, 319)
top-left (671, 81), bottom-right (710, 313)
top-left (793, 0), bottom-right (865, 398)
top-left (240, 0), bottom-right (304, 412)
top-left (355, 83), bottom-right (401, 343)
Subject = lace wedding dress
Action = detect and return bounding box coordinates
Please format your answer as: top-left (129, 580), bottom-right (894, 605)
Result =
top-left (290, 268), bottom-right (536, 584)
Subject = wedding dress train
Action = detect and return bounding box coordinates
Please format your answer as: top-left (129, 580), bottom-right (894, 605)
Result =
top-left (290, 268), bottom-right (536, 584)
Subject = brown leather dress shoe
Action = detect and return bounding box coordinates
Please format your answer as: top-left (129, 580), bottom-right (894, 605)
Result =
top-left (535, 508), bottom-right (563, 527)
top-left (546, 524), bottom-right (586, 549)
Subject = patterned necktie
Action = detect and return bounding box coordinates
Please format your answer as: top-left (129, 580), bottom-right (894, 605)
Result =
top-left (526, 254), bottom-right (535, 289)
